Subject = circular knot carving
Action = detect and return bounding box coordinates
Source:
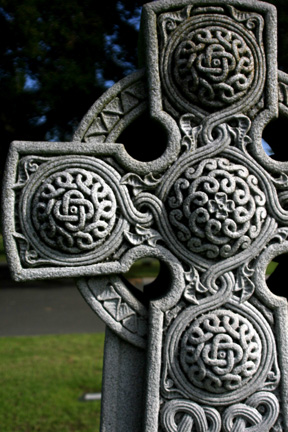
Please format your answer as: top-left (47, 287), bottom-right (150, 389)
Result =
top-left (166, 157), bottom-right (267, 260)
top-left (160, 11), bottom-right (266, 115)
top-left (173, 27), bottom-right (254, 110)
top-left (180, 309), bottom-right (262, 393)
top-left (32, 168), bottom-right (117, 253)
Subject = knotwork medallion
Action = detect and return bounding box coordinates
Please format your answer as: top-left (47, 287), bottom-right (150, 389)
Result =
top-left (166, 157), bottom-right (267, 260)
top-left (180, 309), bottom-right (261, 393)
top-left (163, 301), bottom-right (277, 406)
top-left (173, 27), bottom-right (254, 110)
top-left (32, 168), bottom-right (116, 253)
top-left (19, 155), bottom-right (127, 265)
top-left (160, 10), bottom-right (265, 115)
top-left (3, 0), bottom-right (288, 430)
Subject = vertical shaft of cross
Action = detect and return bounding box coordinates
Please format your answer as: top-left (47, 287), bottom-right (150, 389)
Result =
top-left (2, 1), bottom-right (288, 431)
top-left (144, 306), bottom-right (164, 432)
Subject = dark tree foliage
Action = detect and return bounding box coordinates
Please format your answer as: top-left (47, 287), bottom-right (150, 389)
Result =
top-left (268, 0), bottom-right (288, 72)
top-left (262, 1), bottom-right (288, 162)
top-left (0, 0), bottom-right (145, 180)
top-left (0, 0), bottom-right (288, 182)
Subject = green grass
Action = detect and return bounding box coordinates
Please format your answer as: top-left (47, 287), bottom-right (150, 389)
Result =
top-left (124, 257), bottom-right (160, 279)
top-left (0, 333), bottom-right (105, 432)
top-left (124, 257), bottom-right (279, 278)
top-left (266, 261), bottom-right (278, 275)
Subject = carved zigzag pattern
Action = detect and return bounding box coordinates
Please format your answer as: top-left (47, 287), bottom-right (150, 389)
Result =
top-left (97, 284), bottom-right (140, 334)
top-left (84, 81), bottom-right (147, 142)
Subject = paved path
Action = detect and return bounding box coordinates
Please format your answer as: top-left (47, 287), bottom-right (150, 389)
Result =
top-left (0, 263), bottom-right (105, 336)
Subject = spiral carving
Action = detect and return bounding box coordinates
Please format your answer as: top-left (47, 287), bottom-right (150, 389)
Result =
top-left (160, 8), bottom-right (265, 116)
top-left (32, 168), bottom-right (117, 253)
top-left (180, 309), bottom-right (262, 393)
top-left (166, 158), bottom-right (267, 260)
top-left (173, 27), bottom-right (254, 110)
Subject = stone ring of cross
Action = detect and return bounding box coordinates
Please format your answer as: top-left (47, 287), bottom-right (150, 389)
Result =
top-left (2, 0), bottom-right (288, 431)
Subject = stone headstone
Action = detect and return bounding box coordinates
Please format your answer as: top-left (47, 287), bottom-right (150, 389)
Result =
top-left (2, 0), bottom-right (288, 430)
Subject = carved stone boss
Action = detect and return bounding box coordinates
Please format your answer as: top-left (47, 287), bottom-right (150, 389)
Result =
top-left (3, 0), bottom-right (288, 430)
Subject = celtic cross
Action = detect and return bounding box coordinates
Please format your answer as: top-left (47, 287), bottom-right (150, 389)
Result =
top-left (3, 0), bottom-right (288, 430)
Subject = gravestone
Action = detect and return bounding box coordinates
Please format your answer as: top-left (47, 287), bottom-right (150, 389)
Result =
top-left (2, 0), bottom-right (288, 430)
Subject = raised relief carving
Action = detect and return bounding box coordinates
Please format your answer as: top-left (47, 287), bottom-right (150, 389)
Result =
top-left (74, 70), bottom-right (148, 144)
top-left (166, 157), bottom-right (267, 259)
top-left (3, 1), bottom-right (288, 431)
top-left (171, 27), bottom-right (254, 109)
top-left (32, 168), bottom-right (117, 253)
top-left (161, 399), bottom-right (221, 432)
top-left (222, 391), bottom-right (280, 432)
top-left (159, 6), bottom-right (265, 117)
top-left (180, 309), bottom-right (262, 393)
top-left (162, 301), bottom-right (278, 406)
top-left (17, 156), bottom-right (128, 266)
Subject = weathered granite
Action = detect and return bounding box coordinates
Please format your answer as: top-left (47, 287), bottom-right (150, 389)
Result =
top-left (100, 327), bottom-right (146, 432)
top-left (2, 0), bottom-right (288, 430)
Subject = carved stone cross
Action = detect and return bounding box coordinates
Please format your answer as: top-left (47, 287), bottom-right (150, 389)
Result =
top-left (3, 0), bottom-right (288, 430)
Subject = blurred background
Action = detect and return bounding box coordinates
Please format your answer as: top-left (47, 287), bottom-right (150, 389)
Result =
top-left (0, 0), bottom-right (288, 188)
top-left (1, 0), bottom-right (288, 294)
top-left (0, 1), bottom-right (288, 431)
top-left (0, 0), bottom-right (144, 182)
top-left (0, 0), bottom-right (288, 324)
top-left (0, 0), bottom-right (147, 284)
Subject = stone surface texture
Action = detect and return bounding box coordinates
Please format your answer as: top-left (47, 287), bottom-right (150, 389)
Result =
top-left (2, 0), bottom-right (288, 431)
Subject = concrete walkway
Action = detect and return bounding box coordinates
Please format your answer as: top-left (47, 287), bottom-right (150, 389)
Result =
top-left (0, 263), bottom-right (105, 337)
